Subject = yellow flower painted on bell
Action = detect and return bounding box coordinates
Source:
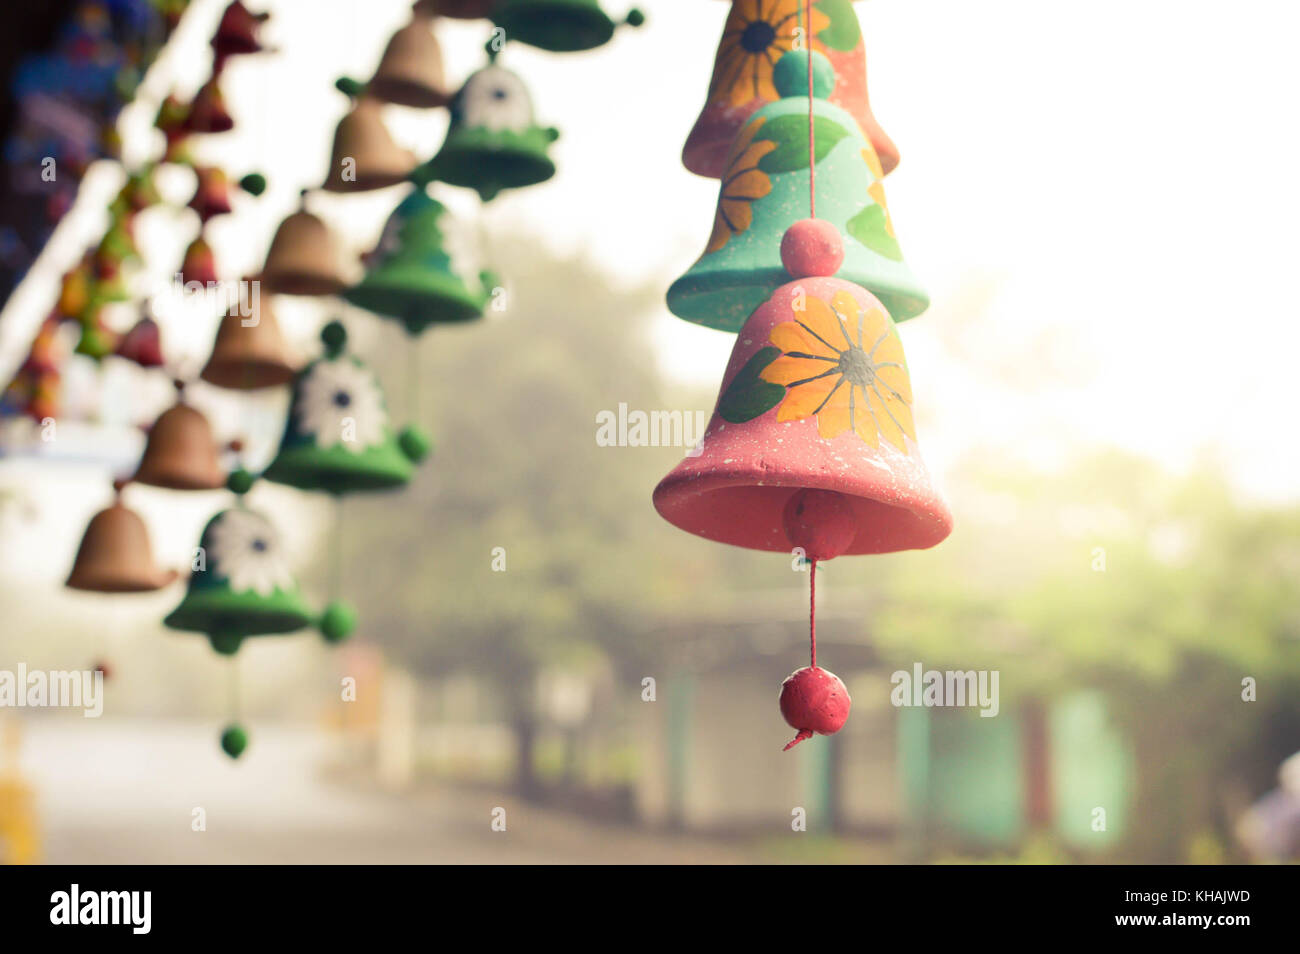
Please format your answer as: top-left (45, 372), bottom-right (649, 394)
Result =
top-left (709, 0), bottom-right (831, 108)
top-left (759, 289), bottom-right (915, 451)
top-left (705, 117), bottom-right (777, 254)
top-left (864, 148), bottom-right (896, 238)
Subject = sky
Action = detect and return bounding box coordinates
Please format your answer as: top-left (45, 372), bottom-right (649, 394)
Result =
top-left (1, 0), bottom-right (1299, 585)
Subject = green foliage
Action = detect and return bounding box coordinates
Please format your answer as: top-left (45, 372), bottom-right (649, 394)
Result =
top-left (756, 115), bottom-right (851, 175)
top-left (717, 347), bottom-right (784, 423)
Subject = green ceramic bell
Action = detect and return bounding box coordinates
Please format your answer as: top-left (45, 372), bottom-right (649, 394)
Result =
top-left (667, 50), bottom-right (927, 332)
top-left (344, 188), bottom-right (495, 336)
top-left (492, 0), bottom-right (644, 53)
top-left (414, 53), bottom-right (558, 202)
top-left (261, 321), bottom-right (430, 494)
top-left (164, 502), bottom-right (355, 656)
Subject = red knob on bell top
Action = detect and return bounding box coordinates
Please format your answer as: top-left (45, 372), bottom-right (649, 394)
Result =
top-left (781, 219), bottom-right (844, 279)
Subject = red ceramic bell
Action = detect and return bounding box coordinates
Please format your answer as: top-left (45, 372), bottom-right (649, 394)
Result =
top-left (66, 485), bottom-right (179, 593)
top-left (188, 166), bottom-right (233, 221)
top-left (654, 224), bottom-right (950, 555)
top-left (180, 235), bottom-right (218, 287)
top-left (115, 315), bottom-right (165, 368)
top-left (183, 77), bottom-right (234, 135)
top-left (132, 386), bottom-right (226, 491)
top-left (211, 1), bottom-right (270, 62)
top-left (683, 0), bottom-right (899, 180)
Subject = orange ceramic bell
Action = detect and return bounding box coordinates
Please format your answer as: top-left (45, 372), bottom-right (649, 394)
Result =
top-left (184, 77), bottom-right (235, 135)
top-left (367, 9), bottom-right (451, 108)
top-left (322, 88), bottom-right (416, 193)
top-left (66, 485), bottom-right (179, 593)
top-left (683, 0), bottom-right (899, 180)
top-left (132, 387), bottom-right (226, 491)
top-left (260, 197), bottom-right (350, 296)
top-left (654, 221), bottom-right (950, 555)
top-left (200, 291), bottom-right (298, 389)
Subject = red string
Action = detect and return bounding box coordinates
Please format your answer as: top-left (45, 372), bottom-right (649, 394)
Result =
top-left (809, 557), bottom-right (817, 668)
top-left (804, 0), bottom-right (816, 219)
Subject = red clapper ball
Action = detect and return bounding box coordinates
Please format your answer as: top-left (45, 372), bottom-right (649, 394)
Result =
top-left (779, 666), bottom-right (852, 750)
top-left (782, 488), bottom-right (857, 561)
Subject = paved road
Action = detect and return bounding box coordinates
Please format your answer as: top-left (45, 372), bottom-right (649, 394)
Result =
top-left (21, 719), bottom-right (769, 864)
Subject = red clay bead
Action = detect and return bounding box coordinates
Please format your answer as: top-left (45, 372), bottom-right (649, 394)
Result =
top-left (782, 488), bottom-right (857, 561)
top-left (779, 665), bottom-right (851, 750)
top-left (780, 219), bottom-right (845, 279)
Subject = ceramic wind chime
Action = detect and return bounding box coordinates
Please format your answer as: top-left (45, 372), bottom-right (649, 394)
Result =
top-left (655, 21), bottom-right (952, 750)
top-left (490, 0), bottom-right (644, 53)
top-left (415, 44), bottom-right (559, 203)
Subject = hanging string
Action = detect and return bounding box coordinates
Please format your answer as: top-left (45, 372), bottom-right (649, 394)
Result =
top-left (809, 557), bottom-right (818, 668)
top-left (228, 654), bottom-right (241, 720)
top-left (329, 493), bottom-right (344, 601)
top-left (803, 0), bottom-right (816, 219)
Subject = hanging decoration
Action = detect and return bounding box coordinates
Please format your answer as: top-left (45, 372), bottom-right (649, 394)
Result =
top-left (365, 5), bottom-right (453, 109)
top-left (683, 0), bottom-right (898, 180)
top-left (491, 0), bottom-right (644, 53)
top-left (66, 481), bottom-right (178, 593)
top-left (260, 194), bottom-right (351, 297)
top-left (345, 188), bottom-right (494, 336)
top-left (667, 48), bottom-right (926, 333)
top-left (131, 382), bottom-right (227, 491)
top-left (655, 29), bottom-right (951, 750)
top-left (414, 46), bottom-right (559, 203)
top-left (322, 80), bottom-right (418, 193)
top-left (199, 285), bottom-right (299, 390)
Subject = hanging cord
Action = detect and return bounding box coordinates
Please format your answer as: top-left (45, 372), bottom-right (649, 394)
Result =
top-left (329, 494), bottom-right (344, 601)
top-left (804, 0), bottom-right (816, 218)
top-left (228, 654), bottom-right (241, 721)
top-left (809, 557), bottom-right (818, 668)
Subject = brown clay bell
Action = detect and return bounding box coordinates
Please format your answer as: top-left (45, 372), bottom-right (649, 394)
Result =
top-left (132, 386), bottom-right (226, 490)
top-left (415, 0), bottom-right (495, 19)
top-left (200, 288), bottom-right (298, 389)
top-left (260, 195), bottom-right (349, 296)
top-left (322, 84), bottom-right (416, 192)
top-left (66, 484), bottom-right (179, 593)
top-left (367, 10), bottom-right (451, 108)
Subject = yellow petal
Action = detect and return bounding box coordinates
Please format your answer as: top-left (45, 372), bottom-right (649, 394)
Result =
top-left (777, 374), bottom-right (839, 421)
top-left (718, 197), bottom-right (753, 236)
top-left (863, 147), bottom-right (884, 181)
top-left (762, 354), bottom-right (837, 387)
top-left (724, 166), bottom-right (772, 202)
top-left (796, 296), bottom-right (851, 354)
top-left (770, 320), bottom-right (839, 359)
top-left (867, 386), bottom-right (907, 452)
top-left (853, 387), bottom-right (882, 447)
top-left (874, 363), bottom-right (913, 404)
top-left (817, 388), bottom-right (854, 439)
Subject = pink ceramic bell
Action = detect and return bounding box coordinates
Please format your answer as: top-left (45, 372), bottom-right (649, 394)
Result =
top-left (179, 235), bottom-right (218, 287)
top-left (211, 1), bottom-right (270, 64)
top-left (655, 220), bottom-right (950, 555)
top-left (115, 315), bottom-right (165, 368)
top-left (183, 77), bottom-right (234, 135)
top-left (683, 0), bottom-right (899, 180)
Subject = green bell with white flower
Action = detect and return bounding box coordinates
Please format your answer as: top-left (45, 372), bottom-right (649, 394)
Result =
top-left (413, 49), bottom-right (558, 202)
top-left (492, 0), bottom-right (644, 53)
top-left (164, 500), bottom-right (356, 656)
top-left (344, 188), bottom-right (495, 336)
top-left (261, 321), bottom-right (430, 494)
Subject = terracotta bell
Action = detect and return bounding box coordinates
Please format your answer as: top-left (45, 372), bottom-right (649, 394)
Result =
top-left (184, 77), bottom-right (234, 135)
top-left (367, 10), bottom-right (451, 108)
top-left (260, 199), bottom-right (350, 296)
top-left (66, 488), bottom-right (178, 593)
top-left (189, 167), bottom-right (265, 223)
top-left (668, 50), bottom-right (926, 333)
top-left (491, 0), bottom-right (644, 53)
top-left (322, 87), bottom-right (417, 193)
top-left (655, 221), bottom-right (951, 556)
top-left (132, 389), bottom-right (226, 491)
top-left (415, 56), bottom-right (558, 202)
top-left (683, 0), bottom-right (898, 180)
top-left (200, 291), bottom-right (298, 390)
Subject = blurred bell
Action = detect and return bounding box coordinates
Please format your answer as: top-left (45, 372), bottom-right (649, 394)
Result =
top-left (261, 200), bottom-right (349, 296)
top-left (491, 0), bottom-right (644, 53)
top-left (184, 77), bottom-right (234, 134)
top-left (683, 0), bottom-right (898, 180)
top-left (132, 392), bottom-right (226, 490)
top-left (211, 1), bottom-right (270, 61)
top-left (179, 235), bottom-right (218, 287)
top-left (655, 222), bottom-right (950, 556)
top-left (67, 491), bottom-right (178, 593)
top-left (200, 292), bottom-right (298, 390)
top-left (115, 315), bottom-right (165, 368)
top-left (322, 94), bottom-right (416, 193)
top-left (367, 10), bottom-right (451, 108)
top-left (668, 51), bottom-right (925, 332)
top-left (189, 166), bottom-right (233, 221)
